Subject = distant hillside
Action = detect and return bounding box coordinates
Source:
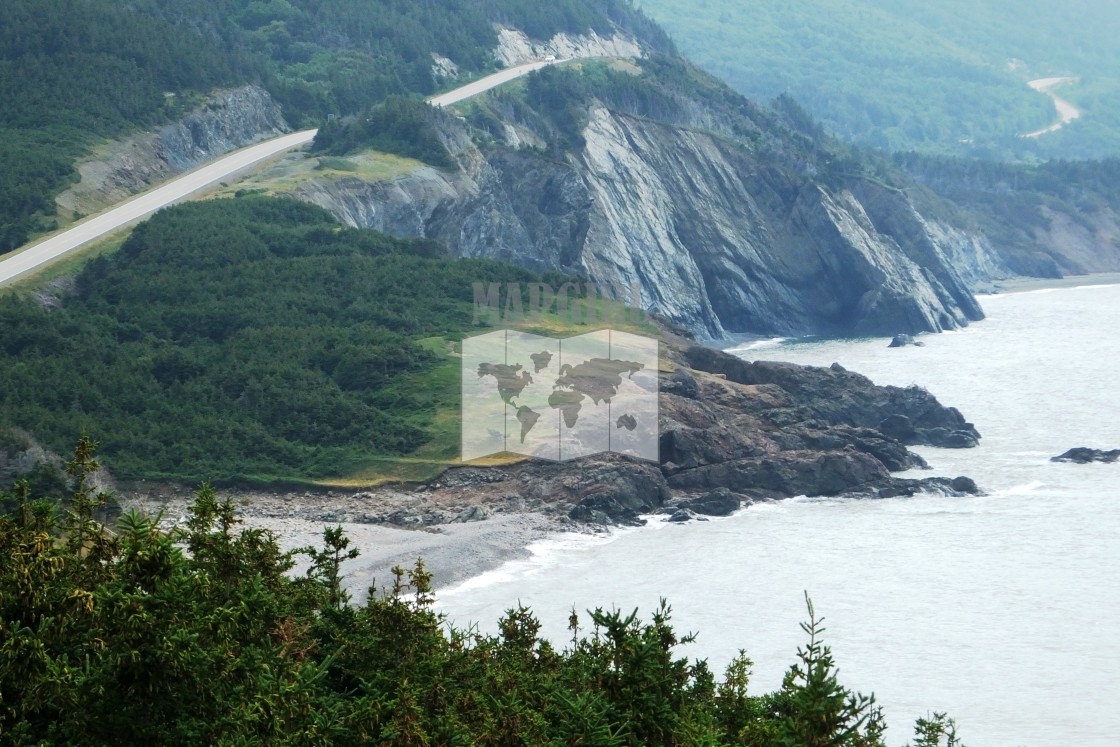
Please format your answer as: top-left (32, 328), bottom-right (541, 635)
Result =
top-left (638, 0), bottom-right (1120, 159)
top-left (0, 0), bottom-right (671, 251)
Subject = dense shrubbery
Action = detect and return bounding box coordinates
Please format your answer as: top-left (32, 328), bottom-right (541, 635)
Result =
top-left (0, 444), bottom-right (964, 745)
top-left (0, 0), bottom-right (256, 250)
top-left (0, 197), bottom-right (538, 481)
top-left (311, 97), bottom-right (455, 168)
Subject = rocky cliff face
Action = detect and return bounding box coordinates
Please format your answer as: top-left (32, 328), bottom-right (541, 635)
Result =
top-left (56, 86), bottom-right (289, 217)
top-left (296, 60), bottom-right (987, 339)
top-left (493, 27), bottom-right (645, 67)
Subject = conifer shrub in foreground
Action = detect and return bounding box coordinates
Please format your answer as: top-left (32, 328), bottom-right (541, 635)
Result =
top-left (0, 439), bottom-right (964, 746)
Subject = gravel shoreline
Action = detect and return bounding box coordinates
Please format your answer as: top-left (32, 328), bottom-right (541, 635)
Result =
top-left (252, 512), bottom-right (563, 603)
top-left (121, 486), bottom-right (579, 603)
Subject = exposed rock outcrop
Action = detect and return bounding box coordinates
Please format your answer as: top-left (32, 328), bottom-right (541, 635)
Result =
top-left (1052, 448), bottom-right (1120, 464)
top-left (116, 336), bottom-right (982, 529)
top-left (889, 334), bottom-right (924, 348)
top-left (1, 428), bottom-right (118, 516)
top-left (493, 27), bottom-right (644, 67)
top-left (317, 342), bottom-right (980, 527)
top-left (297, 74), bottom-right (986, 339)
top-left (676, 488), bottom-right (741, 516)
top-left (56, 86), bottom-right (289, 217)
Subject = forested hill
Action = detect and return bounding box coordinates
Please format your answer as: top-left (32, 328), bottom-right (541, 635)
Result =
top-left (638, 0), bottom-right (1120, 160)
top-left (0, 0), bottom-right (672, 251)
top-left (0, 196), bottom-right (550, 483)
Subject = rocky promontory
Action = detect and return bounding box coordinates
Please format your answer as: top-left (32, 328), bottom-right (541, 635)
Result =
top-left (117, 338), bottom-right (981, 533)
top-left (108, 337), bottom-right (983, 592)
top-left (476, 342), bottom-right (982, 526)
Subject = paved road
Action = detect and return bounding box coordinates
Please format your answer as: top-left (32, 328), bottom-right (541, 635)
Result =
top-left (0, 59), bottom-right (560, 286)
top-left (1023, 76), bottom-right (1082, 139)
top-left (429, 60), bottom-right (554, 108)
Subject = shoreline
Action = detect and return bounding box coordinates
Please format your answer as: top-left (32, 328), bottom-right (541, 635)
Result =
top-left (122, 488), bottom-right (584, 603)
top-left (706, 274), bottom-right (1120, 353)
top-left (308, 272), bottom-right (1120, 599)
top-left (252, 512), bottom-right (566, 603)
top-left (979, 271), bottom-right (1120, 295)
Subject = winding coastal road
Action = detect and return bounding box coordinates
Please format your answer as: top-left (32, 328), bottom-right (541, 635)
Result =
top-left (1023, 76), bottom-right (1082, 139)
top-left (0, 59), bottom-right (559, 286)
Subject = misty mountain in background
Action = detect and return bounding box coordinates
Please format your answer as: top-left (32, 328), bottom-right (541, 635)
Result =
top-left (638, 0), bottom-right (1120, 159)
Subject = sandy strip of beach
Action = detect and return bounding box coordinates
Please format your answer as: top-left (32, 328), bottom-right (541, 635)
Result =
top-left (246, 513), bottom-right (560, 603)
top-left (981, 272), bottom-right (1120, 295)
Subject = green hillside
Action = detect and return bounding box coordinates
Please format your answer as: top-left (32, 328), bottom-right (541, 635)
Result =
top-left (0, 197), bottom-right (541, 483)
top-left (0, 0), bottom-right (671, 251)
top-left (638, 0), bottom-right (1120, 158)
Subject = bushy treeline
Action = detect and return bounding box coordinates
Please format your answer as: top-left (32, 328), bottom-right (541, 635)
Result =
top-left (312, 97), bottom-right (455, 168)
top-left (0, 0), bottom-right (259, 250)
top-left (0, 0), bottom-right (672, 250)
top-left (0, 196), bottom-right (538, 481)
top-left (0, 444), bottom-right (964, 746)
top-left (892, 152), bottom-right (1120, 274)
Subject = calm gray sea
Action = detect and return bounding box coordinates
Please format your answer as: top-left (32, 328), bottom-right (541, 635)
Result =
top-left (437, 283), bottom-right (1120, 747)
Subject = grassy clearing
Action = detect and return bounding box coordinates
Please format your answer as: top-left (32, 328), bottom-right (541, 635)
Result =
top-left (214, 151), bottom-right (424, 198)
top-left (327, 304), bottom-right (663, 487)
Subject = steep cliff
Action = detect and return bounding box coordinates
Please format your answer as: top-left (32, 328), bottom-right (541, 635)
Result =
top-left (297, 58), bottom-right (987, 339)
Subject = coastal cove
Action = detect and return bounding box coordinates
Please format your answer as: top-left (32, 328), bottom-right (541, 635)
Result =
top-left (436, 281), bottom-right (1120, 747)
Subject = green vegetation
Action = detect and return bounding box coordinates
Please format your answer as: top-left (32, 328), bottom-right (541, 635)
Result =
top-left (0, 195), bottom-right (653, 485)
top-left (892, 153), bottom-right (1120, 274)
top-left (0, 0), bottom-right (671, 251)
top-left (638, 0), bottom-right (1120, 158)
top-left (0, 196), bottom-right (547, 482)
top-left (477, 56), bottom-right (767, 156)
top-left (311, 96), bottom-right (455, 169)
top-left (0, 449), bottom-right (965, 745)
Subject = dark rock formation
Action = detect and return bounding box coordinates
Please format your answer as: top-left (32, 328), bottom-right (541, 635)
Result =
top-left (873, 476), bottom-right (981, 499)
top-left (423, 343), bottom-right (982, 526)
top-left (889, 334), bottom-right (925, 348)
top-left (1052, 448), bottom-right (1120, 464)
top-left (677, 488), bottom-right (742, 516)
top-left (950, 476), bottom-right (980, 494)
top-left (682, 346), bottom-right (980, 449)
top-left (667, 508), bottom-right (695, 523)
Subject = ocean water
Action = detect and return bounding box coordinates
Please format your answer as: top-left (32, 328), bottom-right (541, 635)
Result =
top-left (436, 284), bottom-right (1120, 747)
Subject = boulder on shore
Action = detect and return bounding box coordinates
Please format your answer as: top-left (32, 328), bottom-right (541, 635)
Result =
top-left (678, 488), bottom-right (742, 516)
top-left (889, 334), bottom-right (925, 348)
top-left (1051, 448), bottom-right (1120, 464)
